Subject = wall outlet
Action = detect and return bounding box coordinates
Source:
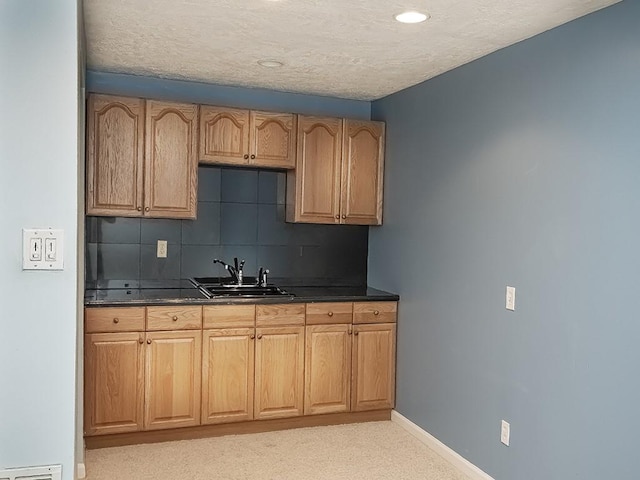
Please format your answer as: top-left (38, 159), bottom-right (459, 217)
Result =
top-left (506, 286), bottom-right (516, 311)
top-left (157, 240), bottom-right (168, 258)
top-left (501, 419), bottom-right (510, 446)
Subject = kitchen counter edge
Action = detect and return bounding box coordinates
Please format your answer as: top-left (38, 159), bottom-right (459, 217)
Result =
top-left (84, 287), bottom-right (399, 307)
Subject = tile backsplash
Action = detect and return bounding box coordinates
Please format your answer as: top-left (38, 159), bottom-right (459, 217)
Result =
top-left (86, 166), bottom-right (369, 286)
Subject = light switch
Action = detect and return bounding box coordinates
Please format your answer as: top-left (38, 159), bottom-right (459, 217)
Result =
top-left (45, 238), bottom-right (57, 261)
top-left (23, 228), bottom-right (64, 270)
top-left (29, 238), bottom-right (43, 261)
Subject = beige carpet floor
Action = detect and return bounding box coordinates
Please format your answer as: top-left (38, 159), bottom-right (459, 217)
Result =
top-left (85, 421), bottom-right (471, 480)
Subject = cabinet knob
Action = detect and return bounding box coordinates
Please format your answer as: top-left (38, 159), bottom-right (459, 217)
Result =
top-left (374, 310), bottom-right (380, 316)
top-left (147, 339), bottom-right (152, 344)
top-left (243, 154), bottom-right (249, 159)
top-left (335, 215), bottom-right (340, 219)
top-left (250, 154), bottom-right (256, 160)
top-left (257, 334), bottom-right (263, 340)
top-left (113, 317), bottom-right (119, 324)
top-left (144, 207), bottom-right (150, 212)
top-left (137, 207), bottom-right (142, 211)
top-left (172, 316), bottom-right (178, 321)
top-left (139, 337), bottom-right (144, 344)
top-left (328, 311), bottom-right (334, 317)
top-left (354, 331), bottom-right (359, 336)
top-left (341, 214), bottom-right (346, 219)
top-left (348, 328), bottom-right (353, 335)
top-left (250, 334), bottom-right (255, 339)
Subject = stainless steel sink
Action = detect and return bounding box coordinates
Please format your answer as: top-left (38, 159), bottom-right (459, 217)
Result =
top-left (190, 277), bottom-right (293, 299)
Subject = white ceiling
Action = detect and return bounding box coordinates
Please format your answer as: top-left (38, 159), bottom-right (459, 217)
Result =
top-left (83, 0), bottom-right (619, 101)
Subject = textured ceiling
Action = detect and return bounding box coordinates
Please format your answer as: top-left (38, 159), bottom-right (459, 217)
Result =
top-left (83, 0), bottom-right (619, 101)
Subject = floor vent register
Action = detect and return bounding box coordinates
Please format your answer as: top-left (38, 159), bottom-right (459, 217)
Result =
top-left (0, 465), bottom-right (62, 480)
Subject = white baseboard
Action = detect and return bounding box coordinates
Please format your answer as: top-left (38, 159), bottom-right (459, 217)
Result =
top-left (76, 463), bottom-right (86, 479)
top-left (391, 410), bottom-right (494, 480)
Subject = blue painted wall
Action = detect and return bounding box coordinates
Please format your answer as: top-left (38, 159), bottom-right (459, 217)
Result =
top-left (370, 2), bottom-right (639, 479)
top-left (87, 70), bottom-right (371, 119)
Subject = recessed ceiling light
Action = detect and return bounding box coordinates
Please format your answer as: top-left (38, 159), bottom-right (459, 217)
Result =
top-left (394, 11), bottom-right (429, 24)
top-left (258, 60), bottom-right (284, 68)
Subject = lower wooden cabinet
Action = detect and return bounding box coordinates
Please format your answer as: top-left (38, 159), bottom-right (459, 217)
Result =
top-left (84, 332), bottom-right (145, 436)
top-left (202, 328), bottom-right (255, 425)
top-left (84, 306), bottom-right (202, 436)
top-left (85, 330), bottom-right (202, 435)
top-left (202, 305), bottom-right (305, 423)
top-left (304, 324), bottom-right (352, 415)
top-left (351, 323), bottom-right (396, 412)
top-left (144, 330), bottom-right (202, 430)
top-left (254, 326), bottom-right (305, 419)
top-left (84, 301), bottom-right (396, 438)
top-left (304, 313), bottom-right (397, 415)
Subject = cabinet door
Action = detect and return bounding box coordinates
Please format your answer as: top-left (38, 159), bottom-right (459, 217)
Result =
top-left (144, 330), bottom-right (202, 430)
top-left (86, 95), bottom-right (144, 216)
top-left (202, 328), bottom-right (255, 425)
top-left (304, 324), bottom-right (352, 415)
top-left (249, 111), bottom-right (296, 169)
top-left (341, 120), bottom-right (385, 225)
top-left (144, 100), bottom-right (198, 219)
top-left (84, 332), bottom-right (145, 435)
top-left (287, 116), bottom-right (343, 224)
top-left (199, 106), bottom-right (250, 166)
top-left (254, 326), bottom-right (304, 419)
top-left (351, 323), bottom-right (396, 411)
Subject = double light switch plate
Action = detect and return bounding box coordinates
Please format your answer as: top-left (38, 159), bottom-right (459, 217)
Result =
top-left (22, 228), bottom-right (64, 270)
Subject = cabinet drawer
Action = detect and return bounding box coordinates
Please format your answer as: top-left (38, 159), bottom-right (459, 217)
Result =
top-left (203, 305), bottom-right (256, 329)
top-left (85, 307), bottom-right (145, 333)
top-left (353, 302), bottom-right (397, 324)
top-left (306, 302), bottom-right (353, 325)
top-left (146, 306), bottom-right (202, 330)
top-left (256, 304), bottom-right (305, 326)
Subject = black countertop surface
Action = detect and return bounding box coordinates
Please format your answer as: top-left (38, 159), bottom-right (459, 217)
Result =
top-left (84, 279), bottom-right (399, 307)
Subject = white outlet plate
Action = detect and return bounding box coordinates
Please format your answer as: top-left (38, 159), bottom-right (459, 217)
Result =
top-left (501, 420), bottom-right (510, 446)
top-left (506, 286), bottom-right (516, 311)
top-left (23, 228), bottom-right (64, 270)
top-left (157, 240), bottom-right (168, 258)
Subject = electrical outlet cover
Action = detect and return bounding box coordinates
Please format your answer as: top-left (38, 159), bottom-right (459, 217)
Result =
top-left (506, 286), bottom-right (516, 311)
top-left (157, 240), bottom-right (168, 258)
top-left (501, 420), bottom-right (510, 446)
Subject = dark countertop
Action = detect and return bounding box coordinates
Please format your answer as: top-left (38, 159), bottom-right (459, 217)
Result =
top-left (84, 280), bottom-right (399, 307)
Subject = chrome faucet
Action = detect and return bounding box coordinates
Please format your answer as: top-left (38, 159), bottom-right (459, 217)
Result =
top-left (213, 257), bottom-right (245, 285)
top-left (257, 267), bottom-right (269, 287)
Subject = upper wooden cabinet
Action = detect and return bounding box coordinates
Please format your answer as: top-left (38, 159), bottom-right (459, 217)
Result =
top-left (86, 95), bottom-right (144, 216)
top-left (86, 94), bottom-right (198, 219)
top-left (341, 120), bottom-right (385, 225)
top-left (144, 101), bottom-right (198, 218)
top-left (199, 106), bottom-right (296, 169)
top-left (287, 116), bottom-right (343, 224)
top-left (286, 116), bottom-right (385, 225)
